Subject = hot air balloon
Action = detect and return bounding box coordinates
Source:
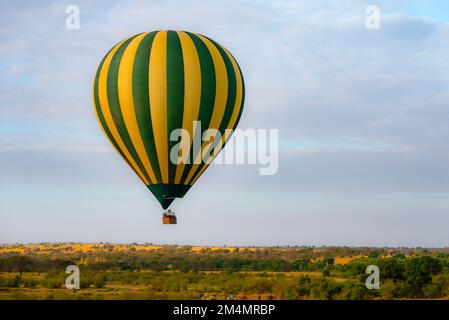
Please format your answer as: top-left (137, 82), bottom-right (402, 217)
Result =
top-left (92, 30), bottom-right (245, 223)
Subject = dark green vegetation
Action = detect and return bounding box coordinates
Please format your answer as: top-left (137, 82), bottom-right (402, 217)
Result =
top-left (0, 244), bottom-right (448, 299)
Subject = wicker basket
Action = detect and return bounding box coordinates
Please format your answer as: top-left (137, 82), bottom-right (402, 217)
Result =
top-left (162, 215), bottom-right (177, 224)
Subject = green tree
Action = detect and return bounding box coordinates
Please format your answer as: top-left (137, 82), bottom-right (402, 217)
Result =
top-left (423, 274), bottom-right (449, 298)
top-left (379, 258), bottom-right (405, 281)
top-left (94, 275), bottom-right (107, 288)
top-left (404, 256), bottom-right (442, 297)
top-left (381, 279), bottom-right (399, 299)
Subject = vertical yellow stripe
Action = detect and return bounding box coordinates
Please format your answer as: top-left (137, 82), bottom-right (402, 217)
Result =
top-left (97, 40), bottom-right (150, 185)
top-left (118, 32), bottom-right (157, 184)
top-left (174, 31), bottom-right (202, 184)
top-left (184, 33), bottom-right (228, 184)
top-left (149, 31), bottom-right (169, 183)
top-left (190, 46), bottom-right (243, 185)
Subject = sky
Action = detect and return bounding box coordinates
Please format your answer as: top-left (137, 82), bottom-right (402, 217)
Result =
top-left (1, 0), bottom-right (449, 247)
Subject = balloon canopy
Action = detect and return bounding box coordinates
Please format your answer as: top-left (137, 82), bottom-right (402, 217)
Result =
top-left (92, 30), bottom-right (245, 210)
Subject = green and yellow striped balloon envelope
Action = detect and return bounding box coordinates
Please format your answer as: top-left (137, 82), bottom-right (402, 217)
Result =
top-left (92, 30), bottom-right (245, 210)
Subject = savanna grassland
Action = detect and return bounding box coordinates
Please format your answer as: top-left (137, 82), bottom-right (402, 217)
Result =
top-left (0, 243), bottom-right (448, 300)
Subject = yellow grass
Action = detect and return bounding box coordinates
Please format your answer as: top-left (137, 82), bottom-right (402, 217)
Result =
top-left (334, 257), bottom-right (355, 265)
top-left (0, 243), bottom-right (255, 254)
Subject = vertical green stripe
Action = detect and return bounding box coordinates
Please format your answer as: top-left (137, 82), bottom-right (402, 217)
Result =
top-left (222, 58), bottom-right (245, 161)
top-left (132, 31), bottom-right (163, 184)
top-left (189, 36), bottom-right (238, 183)
top-left (222, 58), bottom-right (245, 160)
top-left (179, 32), bottom-right (216, 184)
top-left (107, 35), bottom-right (152, 183)
top-left (166, 31), bottom-right (185, 184)
top-left (93, 52), bottom-right (141, 179)
top-left (232, 56), bottom-right (245, 131)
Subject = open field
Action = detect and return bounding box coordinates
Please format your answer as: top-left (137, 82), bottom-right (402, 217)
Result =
top-left (0, 270), bottom-right (337, 300)
top-left (0, 243), bottom-right (448, 299)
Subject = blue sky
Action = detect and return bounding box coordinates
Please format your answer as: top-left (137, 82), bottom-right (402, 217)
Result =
top-left (1, 0), bottom-right (449, 246)
top-left (399, 0), bottom-right (449, 22)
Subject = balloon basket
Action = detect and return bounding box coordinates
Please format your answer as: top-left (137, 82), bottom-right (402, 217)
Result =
top-left (162, 210), bottom-right (177, 224)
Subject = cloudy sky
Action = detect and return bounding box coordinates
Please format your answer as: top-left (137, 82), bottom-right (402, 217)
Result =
top-left (1, 0), bottom-right (449, 247)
